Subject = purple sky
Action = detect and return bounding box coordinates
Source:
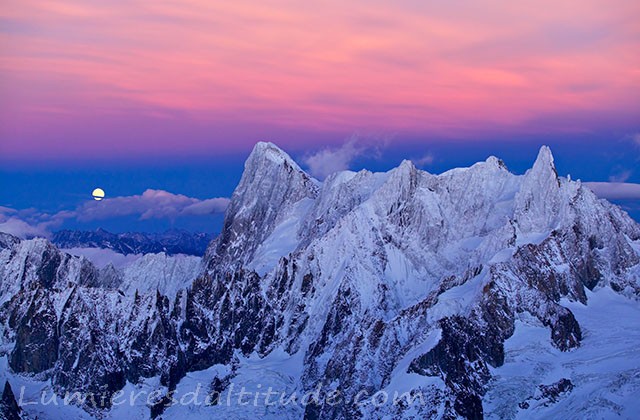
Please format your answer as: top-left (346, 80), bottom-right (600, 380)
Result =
top-left (1, 0), bottom-right (639, 161)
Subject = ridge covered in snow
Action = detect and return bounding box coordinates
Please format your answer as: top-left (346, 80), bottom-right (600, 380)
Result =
top-left (1, 142), bottom-right (639, 420)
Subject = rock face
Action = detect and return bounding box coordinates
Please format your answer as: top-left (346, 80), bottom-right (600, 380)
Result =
top-left (1, 142), bottom-right (639, 419)
top-left (205, 142), bottom-right (319, 272)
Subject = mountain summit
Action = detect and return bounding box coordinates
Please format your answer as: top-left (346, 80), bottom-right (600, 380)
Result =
top-left (206, 141), bottom-right (319, 271)
top-left (1, 144), bottom-right (639, 419)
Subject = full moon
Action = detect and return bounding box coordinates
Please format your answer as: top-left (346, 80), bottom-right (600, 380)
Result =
top-left (92, 188), bottom-right (105, 201)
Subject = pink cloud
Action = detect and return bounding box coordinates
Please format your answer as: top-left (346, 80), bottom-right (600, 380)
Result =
top-left (0, 190), bottom-right (230, 238)
top-left (1, 0), bottom-right (639, 158)
top-left (76, 189), bottom-right (229, 221)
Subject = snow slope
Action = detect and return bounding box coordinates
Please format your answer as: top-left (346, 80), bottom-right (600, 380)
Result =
top-left (485, 288), bottom-right (640, 419)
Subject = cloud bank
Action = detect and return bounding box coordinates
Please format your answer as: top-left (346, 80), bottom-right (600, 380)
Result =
top-left (76, 189), bottom-right (229, 221)
top-left (0, 190), bottom-right (229, 239)
top-left (584, 182), bottom-right (640, 200)
top-left (0, 216), bottom-right (50, 239)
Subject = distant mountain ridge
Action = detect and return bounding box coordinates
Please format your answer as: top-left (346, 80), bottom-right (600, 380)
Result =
top-left (52, 228), bottom-right (214, 256)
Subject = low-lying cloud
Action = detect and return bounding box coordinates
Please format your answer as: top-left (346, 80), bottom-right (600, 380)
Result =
top-left (76, 189), bottom-right (229, 221)
top-left (584, 182), bottom-right (640, 200)
top-left (0, 206), bottom-right (74, 239)
top-left (0, 216), bottom-right (50, 239)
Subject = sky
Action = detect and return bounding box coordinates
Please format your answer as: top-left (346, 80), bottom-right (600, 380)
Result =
top-left (1, 0), bottom-right (639, 236)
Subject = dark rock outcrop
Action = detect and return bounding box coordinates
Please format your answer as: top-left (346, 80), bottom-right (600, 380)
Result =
top-left (519, 378), bottom-right (574, 409)
top-left (0, 381), bottom-right (21, 420)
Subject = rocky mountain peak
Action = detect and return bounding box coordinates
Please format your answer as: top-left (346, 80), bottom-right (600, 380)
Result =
top-left (237, 141), bottom-right (317, 194)
top-left (207, 141), bottom-right (319, 271)
top-left (244, 141), bottom-right (305, 174)
top-left (530, 145), bottom-right (559, 183)
top-left (485, 155), bottom-right (507, 170)
top-left (513, 145), bottom-right (562, 233)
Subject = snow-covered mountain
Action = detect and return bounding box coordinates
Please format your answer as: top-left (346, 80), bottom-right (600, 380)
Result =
top-left (52, 228), bottom-right (214, 256)
top-left (1, 142), bottom-right (639, 420)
